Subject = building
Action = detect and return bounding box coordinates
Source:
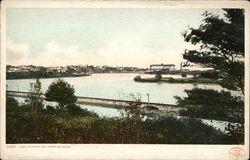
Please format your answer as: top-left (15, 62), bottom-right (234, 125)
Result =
top-left (150, 63), bottom-right (175, 72)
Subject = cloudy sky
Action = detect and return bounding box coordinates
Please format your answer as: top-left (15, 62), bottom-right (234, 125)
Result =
top-left (6, 8), bottom-right (223, 68)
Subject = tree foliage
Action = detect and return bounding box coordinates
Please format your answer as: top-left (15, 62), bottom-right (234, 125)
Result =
top-left (182, 9), bottom-right (244, 93)
top-left (154, 72), bottom-right (162, 81)
top-left (45, 79), bottom-right (77, 110)
top-left (6, 97), bottom-right (19, 112)
top-left (175, 88), bottom-right (244, 123)
top-left (26, 79), bottom-right (43, 112)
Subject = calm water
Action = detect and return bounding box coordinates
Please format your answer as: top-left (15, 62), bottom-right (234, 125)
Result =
top-left (6, 73), bottom-right (225, 104)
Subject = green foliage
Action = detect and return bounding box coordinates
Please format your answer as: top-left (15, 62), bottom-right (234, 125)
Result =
top-left (181, 73), bottom-right (187, 77)
top-left (182, 9), bottom-right (244, 93)
top-left (154, 72), bottom-right (162, 81)
top-left (66, 104), bottom-right (99, 117)
top-left (144, 105), bottom-right (159, 111)
top-left (123, 94), bottom-right (143, 121)
top-left (224, 123), bottom-right (244, 144)
top-left (46, 105), bottom-right (56, 112)
top-left (45, 79), bottom-right (77, 110)
top-left (6, 96), bottom-right (242, 144)
top-left (199, 70), bottom-right (219, 79)
top-left (26, 79), bottom-right (44, 113)
top-left (134, 75), bottom-right (142, 81)
top-left (175, 88), bottom-right (244, 123)
top-left (135, 77), bottom-right (219, 84)
top-left (6, 97), bottom-right (19, 112)
top-left (6, 66), bottom-right (82, 79)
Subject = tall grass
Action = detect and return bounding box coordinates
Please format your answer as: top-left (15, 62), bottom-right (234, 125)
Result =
top-left (6, 97), bottom-right (242, 144)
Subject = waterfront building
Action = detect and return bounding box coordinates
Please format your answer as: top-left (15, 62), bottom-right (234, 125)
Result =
top-left (150, 63), bottom-right (175, 72)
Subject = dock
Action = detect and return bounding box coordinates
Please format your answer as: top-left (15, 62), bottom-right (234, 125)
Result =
top-left (6, 91), bottom-right (180, 112)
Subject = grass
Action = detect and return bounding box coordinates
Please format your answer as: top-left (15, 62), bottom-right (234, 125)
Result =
top-left (6, 97), bottom-right (242, 144)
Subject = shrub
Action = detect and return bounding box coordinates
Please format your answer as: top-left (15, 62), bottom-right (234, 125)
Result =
top-left (66, 104), bottom-right (99, 117)
top-left (154, 73), bottom-right (162, 81)
top-left (181, 73), bottom-right (187, 77)
top-left (6, 97), bottom-right (19, 112)
top-left (134, 75), bottom-right (141, 81)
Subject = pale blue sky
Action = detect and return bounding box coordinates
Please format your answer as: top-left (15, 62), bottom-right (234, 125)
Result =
top-left (6, 8), bottom-right (223, 68)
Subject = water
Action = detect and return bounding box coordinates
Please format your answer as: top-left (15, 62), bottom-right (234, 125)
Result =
top-left (6, 73), bottom-right (225, 104)
top-left (7, 73), bottom-right (234, 132)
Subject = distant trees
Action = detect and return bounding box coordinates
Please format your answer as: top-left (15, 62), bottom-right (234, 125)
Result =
top-left (45, 79), bottom-right (77, 110)
top-left (182, 9), bottom-right (244, 93)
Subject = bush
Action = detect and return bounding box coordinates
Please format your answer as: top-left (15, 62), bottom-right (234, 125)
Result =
top-left (46, 105), bottom-right (56, 112)
top-left (168, 77), bottom-right (175, 82)
top-left (6, 97), bottom-right (19, 112)
top-left (6, 93), bottom-right (243, 144)
top-left (154, 73), bottom-right (162, 81)
top-left (7, 111), bottom-right (228, 144)
top-left (134, 75), bottom-right (142, 81)
top-left (199, 70), bottom-right (219, 79)
top-left (145, 105), bottom-right (159, 111)
top-left (181, 73), bottom-right (187, 77)
top-left (66, 104), bottom-right (99, 117)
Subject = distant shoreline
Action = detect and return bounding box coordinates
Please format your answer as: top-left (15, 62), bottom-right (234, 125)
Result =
top-left (134, 77), bottom-right (220, 84)
top-left (6, 72), bottom-right (144, 80)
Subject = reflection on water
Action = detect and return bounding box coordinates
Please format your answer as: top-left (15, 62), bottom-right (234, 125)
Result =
top-left (6, 73), bottom-right (225, 104)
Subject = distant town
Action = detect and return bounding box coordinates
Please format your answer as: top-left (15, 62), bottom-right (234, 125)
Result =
top-left (7, 64), bottom-right (148, 74)
top-left (6, 64), bottom-right (148, 79)
top-left (6, 63), bottom-right (215, 80)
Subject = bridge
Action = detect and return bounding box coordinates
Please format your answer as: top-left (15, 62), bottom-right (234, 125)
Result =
top-left (6, 91), bottom-right (180, 112)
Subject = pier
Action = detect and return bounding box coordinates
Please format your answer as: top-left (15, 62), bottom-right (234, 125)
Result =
top-left (6, 91), bottom-right (180, 112)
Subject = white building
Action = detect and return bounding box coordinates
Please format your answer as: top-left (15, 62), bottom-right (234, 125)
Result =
top-left (150, 63), bottom-right (175, 72)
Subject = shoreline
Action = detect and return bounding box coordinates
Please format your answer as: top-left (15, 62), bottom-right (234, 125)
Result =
top-left (6, 72), bottom-right (145, 80)
top-left (134, 77), bottom-right (220, 84)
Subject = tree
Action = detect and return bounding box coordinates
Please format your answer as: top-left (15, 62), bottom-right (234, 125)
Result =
top-left (182, 9), bottom-right (244, 94)
top-left (6, 97), bottom-right (19, 112)
top-left (26, 79), bottom-right (43, 112)
top-left (45, 79), bottom-right (77, 110)
top-left (181, 73), bottom-right (187, 78)
top-left (175, 88), bottom-right (244, 123)
top-left (154, 71), bottom-right (162, 81)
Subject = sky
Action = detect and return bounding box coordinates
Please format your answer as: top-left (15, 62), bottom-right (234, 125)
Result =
top-left (6, 8), bottom-right (224, 69)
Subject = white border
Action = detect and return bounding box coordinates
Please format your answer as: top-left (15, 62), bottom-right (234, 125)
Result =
top-left (1, 1), bottom-right (249, 160)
